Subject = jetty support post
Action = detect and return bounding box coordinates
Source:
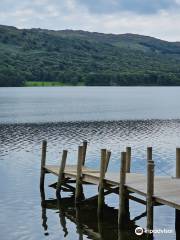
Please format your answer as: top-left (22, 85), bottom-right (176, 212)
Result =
top-left (56, 150), bottom-right (68, 199)
top-left (98, 149), bottom-right (106, 217)
top-left (82, 140), bottom-right (87, 166)
top-left (40, 140), bottom-right (47, 191)
top-left (176, 148), bottom-right (180, 178)
top-left (175, 209), bottom-right (180, 240)
top-left (176, 148), bottom-right (180, 239)
top-left (147, 160), bottom-right (155, 232)
top-left (105, 150), bottom-right (111, 173)
top-left (75, 146), bottom-right (84, 204)
top-left (118, 152), bottom-right (127, 229)
top-left (147, 147), bottom-right (153, 162)
top-left (126, 147), bottom-right (131, 173)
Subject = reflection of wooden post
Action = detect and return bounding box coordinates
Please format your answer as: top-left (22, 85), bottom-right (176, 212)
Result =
top-left (118, 152), bottom-right (127, 228)
top-left (98, 212), bottom-right (104, 239)
top-left (147, 160), bottom-right (155, 232)
top-left (56, 150), bottom-right (68, 198)
top-left (126, 147), bottom-right (131, 173)
top-left (147, 147), bottom-right (152, 161)
top-left (118, 229), bottom-right (126, 240)
top-left (40, 188), bottom-right (48, 234)
top-left (76, 206), bottom-right (83, 240)
top-left (57, 199), bottom-right (68, 237)
top-left (176, 148), bottom-right (180, 178)
top-left (98, 149), bottom-right (106, 217)
top-left (105, 150), bottom-right (111, 173)
top-left (40, 140), bottom-right (47, 191)
top-left (75, 146), bottom-right (84, 204)
top-left (82, 141), bottom-right (87, 166)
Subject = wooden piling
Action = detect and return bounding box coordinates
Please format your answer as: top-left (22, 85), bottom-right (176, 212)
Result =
top-left (175, 209), bottom-right (180, 240)
top-left (147, 147), bottom-right (152, 161)
top-left (98, 149), bottom-right (106, 217)
top-left (147, 160), bottom-right (155, 231)
top-left (82, 140), bottom-right (87, 166)
top-left (75, 146), bottom-right (84, 204)
top-left (118, 152), bottom-right (127, 228)
top-left (105, 150), bottom-right (111, 173)
top-left (40, 140), bottom-right (47, 191)
top-left (56, 150), bottom-right (68, 198)
top-left (126, 147), bottom-right (131, 173)
top-left (176, 148), bottom-right (180, 178)
top-left (176, 149), bottom-right (180, 238)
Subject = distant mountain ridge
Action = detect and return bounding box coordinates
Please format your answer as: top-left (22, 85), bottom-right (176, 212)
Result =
top-left (0, 25), bottom-right (180, 86)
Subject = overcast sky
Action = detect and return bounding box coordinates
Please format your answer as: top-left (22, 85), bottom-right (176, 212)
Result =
top-left (0, 0), bottom-right (180, 41)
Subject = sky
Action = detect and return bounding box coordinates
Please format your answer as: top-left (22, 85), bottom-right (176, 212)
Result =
top-left (0, 0), bottom-right (180, 41)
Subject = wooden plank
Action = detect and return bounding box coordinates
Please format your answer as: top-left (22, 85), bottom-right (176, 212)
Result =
top-left (45, 165), bottom-right (100, 175)
top-left (45, 164), bottom-right (180, 210)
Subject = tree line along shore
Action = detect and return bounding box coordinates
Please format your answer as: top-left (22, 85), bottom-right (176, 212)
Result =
top-left (1, 25), bottom-right (180, 87)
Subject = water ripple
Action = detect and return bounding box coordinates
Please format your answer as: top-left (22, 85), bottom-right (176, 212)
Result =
top-left (0, 120), bottom-right (179, 240)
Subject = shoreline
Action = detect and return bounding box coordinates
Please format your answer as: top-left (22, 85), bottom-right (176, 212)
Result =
top-left (2, 82), bottom-right (180, 88)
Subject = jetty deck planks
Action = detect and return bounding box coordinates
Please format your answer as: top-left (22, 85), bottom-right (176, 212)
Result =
top-left (45, 164), bottom-right (180, 210)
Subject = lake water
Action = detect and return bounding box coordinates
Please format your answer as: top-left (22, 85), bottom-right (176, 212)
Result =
top-left (0, 87), bottom-right (180, 240)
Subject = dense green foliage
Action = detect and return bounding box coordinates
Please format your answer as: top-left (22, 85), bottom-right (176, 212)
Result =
top-left (1, 24), bottom-right (180, 86)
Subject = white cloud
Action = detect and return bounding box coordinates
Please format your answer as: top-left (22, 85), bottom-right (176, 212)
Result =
top-left (45, 5), bottom-right (59, 17)
top-left (0, 0), bottom-right (180, 41)
top-left (65, 0), bottom-right (77, 11)
top-left (12, 9), bottom-right (36, 18)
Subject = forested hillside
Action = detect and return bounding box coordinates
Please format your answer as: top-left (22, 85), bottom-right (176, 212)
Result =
top-left (1, 25), bottom-right (180, 86)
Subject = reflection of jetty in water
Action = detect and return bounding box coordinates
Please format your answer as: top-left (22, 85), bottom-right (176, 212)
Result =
top-left (40, 141), bottom-right (180, 239)
top-left (40, 190), bottom-right (148, 240)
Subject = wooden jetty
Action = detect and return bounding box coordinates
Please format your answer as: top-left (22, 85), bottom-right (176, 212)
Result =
top-left (40, 140), bottom-right (180, 237)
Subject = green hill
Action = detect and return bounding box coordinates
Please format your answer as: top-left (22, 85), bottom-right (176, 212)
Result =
top-left (0, 25), bottom-right (180, 86)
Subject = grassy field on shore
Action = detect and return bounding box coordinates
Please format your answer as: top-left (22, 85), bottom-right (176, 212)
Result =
top-left (25, 81), bottom-right (84, 87)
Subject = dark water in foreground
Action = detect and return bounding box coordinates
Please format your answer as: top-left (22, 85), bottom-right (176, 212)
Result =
top-left (0, 87), bottom-right (180, 240)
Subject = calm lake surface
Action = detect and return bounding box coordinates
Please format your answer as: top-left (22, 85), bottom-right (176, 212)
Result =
top-left (0, 87), bottom-right (180, 240)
